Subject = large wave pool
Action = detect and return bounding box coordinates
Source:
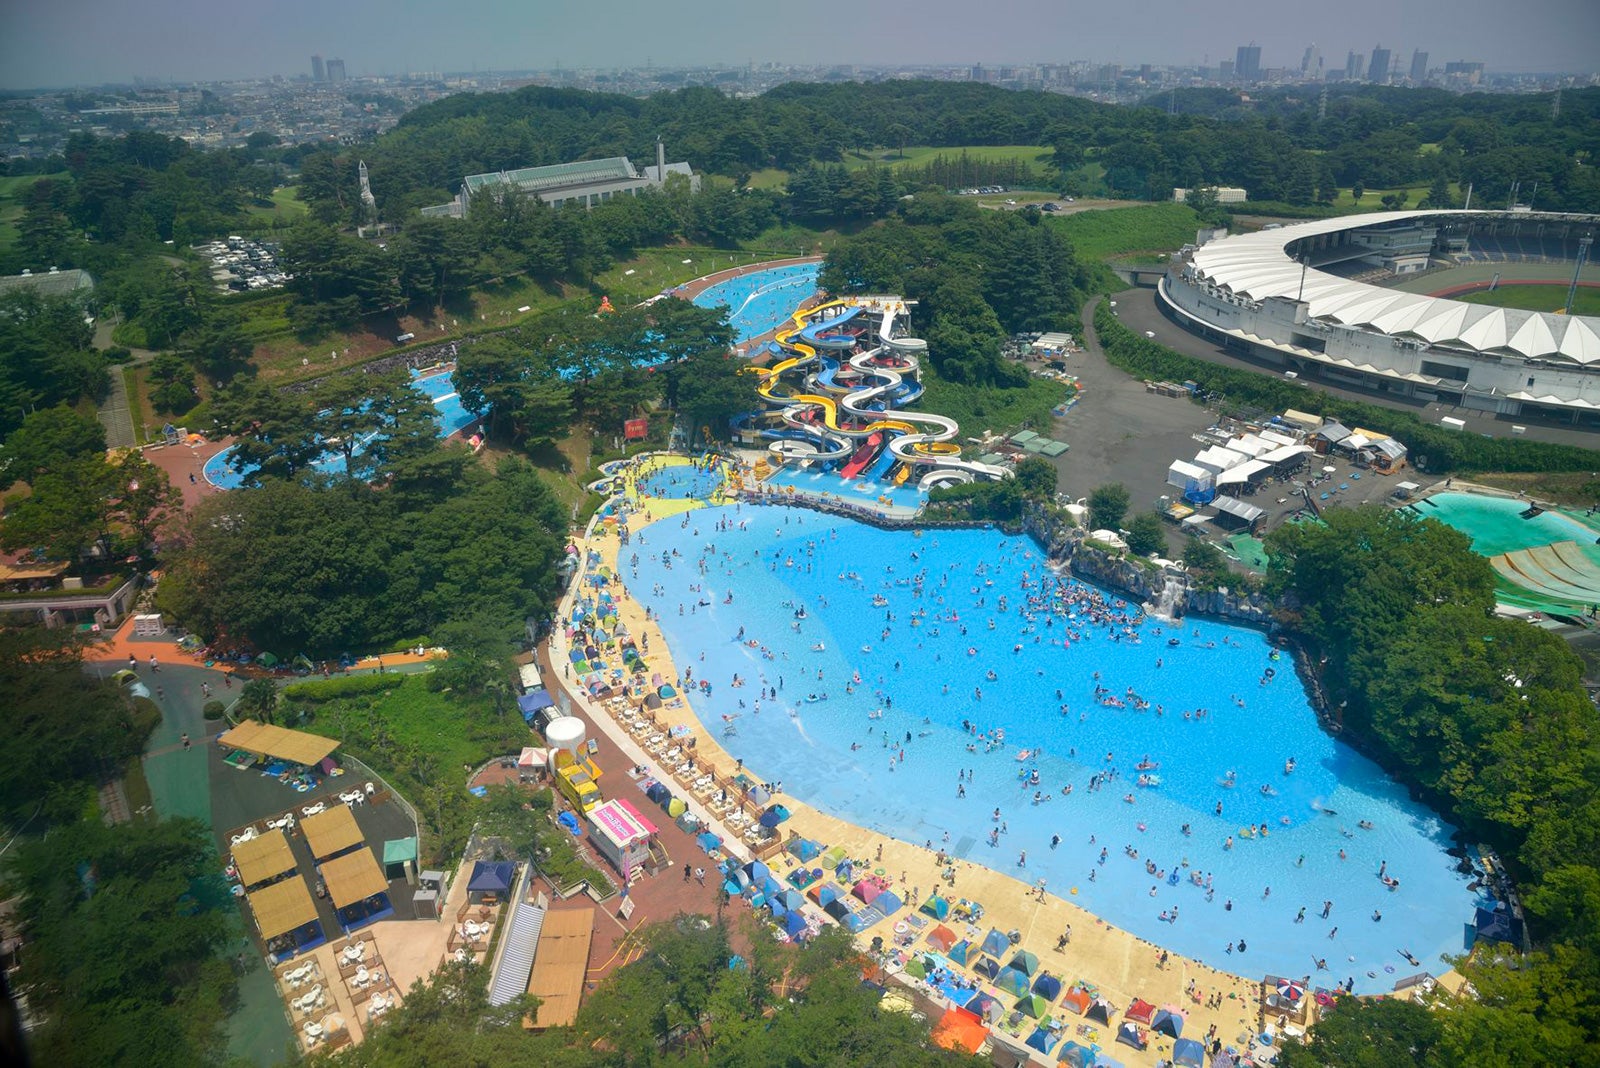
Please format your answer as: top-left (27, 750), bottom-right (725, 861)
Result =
top-left (205, 369), bottom-right (479, 489)
top-left (625, 504), bottom-right (1479, 991)
top-left (1419, 491), bottom-right (1600, 611)
top-left (694, 262), bottom-right (821, 345)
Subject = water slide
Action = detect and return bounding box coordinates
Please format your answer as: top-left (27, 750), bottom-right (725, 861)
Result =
top-left (755, 300), bottom-right (1008, 487)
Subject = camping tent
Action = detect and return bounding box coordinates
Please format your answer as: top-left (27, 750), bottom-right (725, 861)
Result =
top-left (947, 939), bottom-right (974, 965)
top-left (920, 895), bottom-right (950, 920)
top-left (963, 991), bottom-right (1004, 1024)
top-left (775, 889), bottom-right (805, 913)
top-left (1058, 1040), bottom-right (1094, 1067)
top-left (995, 967), bottom-right (1031, 997)
top-left (1015, 992), bottom-right (1051, 1019)
top-left (1059, 987), bottom-right (1091, 1016)
top-left (1032, 972), bottom-right (1062, 1000)
top-left (1008, 949), bottom-right (1039, 976)
top-left (787, 838), bottom-right (821, 862)
top-left (931, 1007), bottom-right (989, 1054)
top-left (823, 898), bottom-right (853, 922)
top-left (1116, 1022), bottom-right (1148, 1050)
top-left (1152, 1008), bottom-right (1184, 1038)
top-left (852, 879), bottom-right (882, 904)
top-left (981, 928), bottom-right (1010, 957)
top-left (1173, 1037), bottom-right (1205, 1067)
top-left (872, 890), bottom-right (903, 916)
top-left (1086, 999), bottom-right (1114, 1025)
top-left (972, 957), bottom-right (1001, 981)
top-left (1025, 1026), bottom-right (1058, 1054)
top-left (1126, 998), bottom-right (1156, 1024)
top-left (926, 924), bottom-right (958, 953)
top-left (783, 910), bottom-right (808, 938)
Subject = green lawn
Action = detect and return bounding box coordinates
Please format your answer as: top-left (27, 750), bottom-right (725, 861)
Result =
top-left (0, 172), bottom-right (66, 253)
top-left (1053, 202), bottom-right (1202, 261)
top-left (1457, 284), bottom-right (1600, 316)
top-left (920, 366), bottom-right (1070, 439)
top-left (242, 185), bottom-right (307, 224)
top-left (843, 144), bottom-right (1053, 170)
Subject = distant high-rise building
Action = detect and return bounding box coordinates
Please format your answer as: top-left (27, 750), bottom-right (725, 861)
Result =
top-left (1300, 44), bottom-right (1321, 76)
top-left (1235, 44), bottom-right (1262, 82)
top-left (311, 54), bottom-right (325, 82)
top-left (325, 58), bottom-right (347, 83)
top-left (1345, 51), bottom-right (1365, 81)
top-left (1219, 60), bottom-right (1235, 81)
top-left (1444, 60), bottom-right (1485, 85)
top-left (1409, 50), bottom-right (1429, 82)
top-left (1369, 45), bottom-right (1392, 84)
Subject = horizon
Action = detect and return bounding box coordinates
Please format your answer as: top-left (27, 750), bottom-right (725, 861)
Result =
top-left (2, 0), bottom-right (1597, 91)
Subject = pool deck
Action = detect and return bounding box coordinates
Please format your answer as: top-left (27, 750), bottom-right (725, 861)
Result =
top-left (551, 464), bottom-right (1295, 1066)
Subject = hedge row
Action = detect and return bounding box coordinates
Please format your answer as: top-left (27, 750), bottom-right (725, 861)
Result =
top-left (1094, 301), bottom-right (1600, 474)
top-left (282, 673), bottom-right (407, 702)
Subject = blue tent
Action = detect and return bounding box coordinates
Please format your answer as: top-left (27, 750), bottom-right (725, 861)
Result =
top-left (873, 890), bottom-right (903, 916)
top-left (518, 689), bottom-right (555, 722)
top-left (835, 858), bottom-right (854, 882)
top-left (784, 910), bottom-right (808, 938)
top-left (1116, 1022), bottom-right (1147, 1051)
top-left (466, 860), bottom-right (515, 893)
top-left (816, 884), bottom-right (840, 907)
top-left (947, 939), bottom-right (974, 965)
top-left (776, 889), bottom-right (805, 912)
top-left (768, 897), bottom-right (788, 918)
top-left (971, 956), bottom-right (1000, 981)
top-left (645, 782), bottom-right (671, 805)
top-left (787, 838), bottom-right (822, 862)
top-left (741, 860), bottom-right (770, 883)
top-left (696, 831), bottom-right (722, 852)
top-left (1025, 1026), bottom-right (1058, 1054)
top-left (1033, 972), bottom-right (1063, 1000)
top-left (1152, 1008), bottom-right (1184, 1039)
top-left (759, 807), bottom-right (786, 829)
top-left (1173, 1037), bottom-right (1205, 1067)
top-left (919, 894), bottom-right (950, 920)
top-left (963, 991), bottom-right (1004, 1024)
top-left (1058, 1040), bottom-right (1094, 1067)
top-left (981, 927), bottom-right (1010, 957)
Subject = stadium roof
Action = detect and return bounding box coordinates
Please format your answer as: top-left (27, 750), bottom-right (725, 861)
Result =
top-left (464, 157), bottom-right (638, 196)
top-left (1187, 211), bottom-right (1600, 364)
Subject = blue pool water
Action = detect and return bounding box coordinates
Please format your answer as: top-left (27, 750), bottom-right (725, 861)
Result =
top-left (694, 262), bottom-right (821, 345)
top-left (625, 504), bottom-right (1478, 991)
top-left (765, 456), bottom-right (927, 510)
top-left (205, 369), bottom-right (480, 489)
top-left (638, 466), bottom-right (727, 501)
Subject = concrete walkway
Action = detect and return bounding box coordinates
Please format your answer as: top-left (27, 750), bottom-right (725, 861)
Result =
top-left (97, 364), bottom-right (136, 448)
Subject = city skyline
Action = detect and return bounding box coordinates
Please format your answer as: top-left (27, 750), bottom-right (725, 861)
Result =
top-left (2, 0), bottom-right (1597, 90)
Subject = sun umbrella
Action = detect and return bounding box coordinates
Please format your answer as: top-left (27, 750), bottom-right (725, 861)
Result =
top-left (1276, 979), bottom-right (1305, 1004)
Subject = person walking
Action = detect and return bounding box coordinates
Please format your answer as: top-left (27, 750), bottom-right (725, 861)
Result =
top-left (181, 732), bottom-right (191, 749)
top-left (694, 867), bottom-right (705, 886)
top-left (683, 863), bottom-right (692, 882)
top-left (149, 654), bottom-right (159, 672)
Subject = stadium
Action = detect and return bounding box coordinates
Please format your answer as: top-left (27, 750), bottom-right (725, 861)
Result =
top-left (1159, 210), bottom-right (1600, 426)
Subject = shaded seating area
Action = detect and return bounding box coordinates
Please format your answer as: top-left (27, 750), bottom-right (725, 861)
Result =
top-left (320, 848), bottom-right (393, 934)
top-left (523, 906), bottom-right (594, 1030)
top-left (467, 860), bottom-right (516, 905)
top-left (231, 827), bottom-right (297, 892)
top-left (301, 804), bottom-right (365, 863)
top-left (217, 720), bottom-right (341, 789)
top-left (248, 876), bottom-right (326, 962)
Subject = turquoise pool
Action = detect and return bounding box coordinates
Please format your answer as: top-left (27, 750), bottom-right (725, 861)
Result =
top-left (694, 262), bottom-right (821, 345)
top-left (624, 503), bottom-right (1480, 992)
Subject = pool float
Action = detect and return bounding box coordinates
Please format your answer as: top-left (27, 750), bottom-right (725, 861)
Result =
top-left (1136, 822), bottom-right (1147, 832)
top-left (1238, 827), bottom-right (1256, 839)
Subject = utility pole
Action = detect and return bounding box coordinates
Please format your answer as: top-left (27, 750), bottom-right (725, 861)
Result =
top-left (1565, 236), bottom-right (1591, 316)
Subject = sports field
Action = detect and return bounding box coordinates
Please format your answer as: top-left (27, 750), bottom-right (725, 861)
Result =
top-left (1454, 284), bottom-right (1600, 316)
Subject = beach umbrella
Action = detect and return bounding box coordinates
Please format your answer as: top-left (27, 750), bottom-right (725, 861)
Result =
top-left (1152, 1009), bottom-right (1184, 1039)
top-left (1116, 1023), bottom-right (1148, 1051)
top-left (1276, 979), bottom-right (1305, 1004)
top-left (1008, 949), bottom-right (1040, 976)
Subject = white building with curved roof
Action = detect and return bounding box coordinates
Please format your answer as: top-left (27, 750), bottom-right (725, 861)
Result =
top-left (1160, 211), bottom-right (1600, 423)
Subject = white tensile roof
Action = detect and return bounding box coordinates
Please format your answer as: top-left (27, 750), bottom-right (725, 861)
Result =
top-left (1186, 211), bottom-right (1600, 364)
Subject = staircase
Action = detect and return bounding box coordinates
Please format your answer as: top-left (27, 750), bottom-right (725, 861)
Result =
top-left (487, 886), bottom-right (547, 1006)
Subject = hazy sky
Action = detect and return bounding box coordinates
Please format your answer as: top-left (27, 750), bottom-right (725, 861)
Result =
top-left (2, 0), bottom-right (1597, 88)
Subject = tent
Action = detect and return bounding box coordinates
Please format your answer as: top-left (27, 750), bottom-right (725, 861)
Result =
top-left (995, 967), bottom-right (1031, 997)
top-left (783, 909), bottom-right (808, 939)
top-left (931, 1007), bottom-right (989, 1055)
top-left (1174, 1037), bottom-right (1206, 1067)
top-left (1008, 949), bottom-right (1039, 976)
top-left (741, 860), bottom-right (770, 884)
top-left (467, 860), bottom-right (515, 894)
top-left (963, 991), bottom-right (1005, 1024)
top-left (1058, 1040), bottom-right (1095, 1067)
top-left (1016, 992), bottom-right (1051, 1019)
top-left (947, 939), bottom-right (974, 965)
top-left (767, 897), bottom-right (789, 918)
top-left (920, 894), bottom-right (951, 920)
top-left (1025, 1026), bottom-right (1058, 1054)
top-left (981, 928), bottom-right (1010, 957)
top-left (1126, 998), bottom-right (1157, 1024)
top-left (814, 884), bottom-right (840, 907)
top-left (926, 924), bottom-right (958, 953)
top-left (972, 956), bottom-right (1001, 981)
top-left (1152, 1008), bottom-right (1184, 1038)
top-left (1475, 905), bottom-right (1516, 943)
top-left (1086, 999), bottom-right (1114, 1025)
top-left (1059, 987), bottom-right (1092, 1016)
top-left (775, 889), bottom-right (805, 913)
top-left (518, 689), bottom-right (555, 717)
top-left (645, 782), bottom-right (671, 805)
top-left (823, 898), bottom-right (853, 922)
top-left (696, 830), bottom-right (722, 852)
top-left (1116, 1022), bottom-right (1148, 1051)
top-left (852, 879), bottom-right (882, 904)
top-left (1033, 972), bottom-right (1063, 1000)
top-left (873, 890), bottom-right (903, 916)
top-left (787, 837), bottom-right (821, 862)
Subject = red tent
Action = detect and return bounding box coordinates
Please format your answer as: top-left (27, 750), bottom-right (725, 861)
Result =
top-left (931, 1007), bottom-right (989, 1054)
top-left (926, 924), bottom-right (958, 953)
top-left (1059, 988), bottom-right (1092, 1016)
top-left (1126, 998), bottom-right (1157, 1024)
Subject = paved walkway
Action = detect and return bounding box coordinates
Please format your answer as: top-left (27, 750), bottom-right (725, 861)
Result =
top-left (97, 363), bottom-right (136, 448)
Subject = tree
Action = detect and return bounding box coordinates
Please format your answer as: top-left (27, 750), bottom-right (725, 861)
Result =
top-left (1421, 173), bottom-right (1454, 210)
top-left (1125, 511), bottom-right (1167, 556)
top-left (665, 350), bottom-right (752, 441)
top-left (147, 351), bottom-right (199, 413)
top-left (1279, 996), bottom-right (1443, 1068)
top-left (208, 380), bottom-right (323, 484)
top-left (313, 368), bottom-right (440, 485)
top-left (238, 677), bottom-right (280, 722)
top-left (1351, 183), bottom-right (1365, 203)
top-left (112, 450), bottom-right (183, 557)
top-left (1087, 482), bottom-right (1130, 531)
top-left (0, 453), bottom-right (119, 562)
top-left (179, 313), bottom-right (254, 385)
top-left (6, 816), bottom-right (236, 1066)
top-left (0, 405), bottom-right (105, 488)
top-left (1011, 457), bottom-right (1057, 502)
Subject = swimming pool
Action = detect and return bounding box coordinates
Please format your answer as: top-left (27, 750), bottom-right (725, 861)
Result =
top-left (637, 465), bottom-right (727, 501)
top-left (694, 263), bottom-right (821, 345)
top-left (764, 454), bottom-right (927, 511)
top-left (624, 504), bottom-right (1478, 992)
top-left (1420, 491), bottom-right (1600, 610)
top-left (204, 369), bottom-right (479, 489)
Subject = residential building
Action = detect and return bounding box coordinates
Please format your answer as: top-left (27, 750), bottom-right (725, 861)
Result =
top-left (1369, 46), bottom-right (1392, 84)
top-left (312, 54), bottom-right (325, 83)
top-left (1235, 44), bottom-right (1262, 82)
top-left (1409, 50), bottom-right (1429, 83)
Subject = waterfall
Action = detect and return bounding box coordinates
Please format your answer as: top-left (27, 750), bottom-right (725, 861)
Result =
top-left (1148, 571), bottom-right (1186, 622)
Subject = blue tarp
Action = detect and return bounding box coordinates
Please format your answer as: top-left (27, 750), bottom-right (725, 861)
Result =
top-left (467, 860), bottom-right (515, 893)
top-left (518, 689), bottom-right (555, 715)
